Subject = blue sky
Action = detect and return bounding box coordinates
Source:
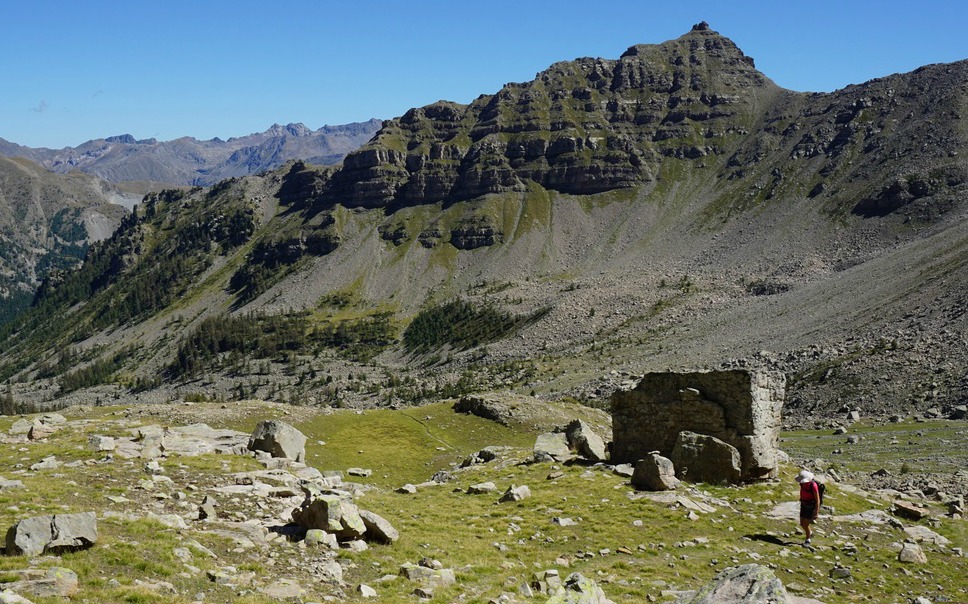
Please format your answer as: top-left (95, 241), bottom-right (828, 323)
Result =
top-left (2, 0), bottom-right (966, 148)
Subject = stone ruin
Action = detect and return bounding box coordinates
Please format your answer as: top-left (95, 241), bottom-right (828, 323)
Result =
top-left (610, 369), bottom-right (784, 482)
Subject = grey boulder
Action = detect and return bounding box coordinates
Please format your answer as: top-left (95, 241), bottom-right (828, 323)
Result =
top-left (671, 431), bottom-right (742, 485)
top-left (565, 419), bottom-right (609, 462)
top-left (247, 420), bottom-right (306, 462)
top-left (6, 512), bottom-right (97, 556)
top-left (631, 452), bottom-right (680, 491)
top-left (676, 564), bottom-right (788, 603)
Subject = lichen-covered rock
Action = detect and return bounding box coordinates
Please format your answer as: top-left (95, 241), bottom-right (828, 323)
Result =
top-left (545, 572), bottom-right (616, 604)
top-left (671, 431), bottom-right (743, 485)
top-left (676, 564), bottom-right (788, 603)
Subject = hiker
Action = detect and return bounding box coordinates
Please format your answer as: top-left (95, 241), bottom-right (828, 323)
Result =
top-left (796, 469), bottom-right (820, 545)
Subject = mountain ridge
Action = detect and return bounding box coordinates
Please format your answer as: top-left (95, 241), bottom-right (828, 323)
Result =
top-left (0, 119), bottom-right (383, 187)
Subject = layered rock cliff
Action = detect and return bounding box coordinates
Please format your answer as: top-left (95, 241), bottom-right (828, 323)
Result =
top-left (322, 23), bottom-right (778, 209)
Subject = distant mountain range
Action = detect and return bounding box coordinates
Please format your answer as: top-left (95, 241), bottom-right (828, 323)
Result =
top-left (0, 119), bottom-right (382, 186)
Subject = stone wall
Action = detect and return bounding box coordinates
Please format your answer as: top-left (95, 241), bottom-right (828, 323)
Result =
top-left (610, 370), bottom-right (785, 481)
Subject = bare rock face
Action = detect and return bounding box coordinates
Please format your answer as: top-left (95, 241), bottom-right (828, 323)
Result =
top-left (631, 452), bottom-right (680, 491)
top-left (315, 25), bottom-right (768, 211)
top-left (611, 370), bottom-right (784, 481)
top-left (247, 420), bottom-right (306, 463)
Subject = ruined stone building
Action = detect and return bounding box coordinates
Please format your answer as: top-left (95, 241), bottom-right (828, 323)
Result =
top-left (611, 369), bottom-right (785, 482)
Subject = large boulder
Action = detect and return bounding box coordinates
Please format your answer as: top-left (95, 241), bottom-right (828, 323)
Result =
top-left (247, 420), bottom-right (306, 462)
top-left (670, 431), bottom-right (742, 485)
top-left (565, 419), bottom-right (608, 462)
top-left (359, 510), bottom-right (399, 544)
top-left (676, 564), bottom-right (789, 603)
top-left (290, 487), bottom-right (365, 542)
top-left (6, 512), bottom-right (97, 556)
top-left (898, 542), bottom-right (928, 564)
top-left (631, 452), bottom-right (679, 491)
top-left (534, 432), bottom-right (572, 463)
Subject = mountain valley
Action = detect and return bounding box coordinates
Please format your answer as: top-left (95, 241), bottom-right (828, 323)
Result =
top-left (0, 22), bottom-right (966, 428)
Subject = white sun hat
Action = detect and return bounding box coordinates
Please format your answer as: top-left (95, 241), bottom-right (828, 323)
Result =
top-left (795, 470), bottom-right (815, 484)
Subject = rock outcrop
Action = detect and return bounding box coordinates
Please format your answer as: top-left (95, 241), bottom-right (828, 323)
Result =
top-left (317, 25), bottom-right (770, 210)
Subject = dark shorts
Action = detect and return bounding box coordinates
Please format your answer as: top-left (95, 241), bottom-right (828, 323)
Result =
top-left (800, 501), bottom-right (817, 520)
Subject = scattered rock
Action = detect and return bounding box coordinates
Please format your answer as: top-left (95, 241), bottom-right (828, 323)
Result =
top-left (899, 542), bottom-right (928, 564)
top-left (565, 419), bottom-right (609, 462)
top-left (304, 528), bottom-right (338, 549)
top-left (0, 477), bottom-right (24, 492)
top-left (468, 482), bottom-right (498, 495)
top-left (88, 435), bottom-right (115, 452)
top-left (258, 578), bottom-right (306, 600)
top-left (400, 561), bottom-right (456, 589)
top-left (359, 509), bottom-right (399, 544)
top-left (904, 525), bottom-right (951, 546)
top-left (500, 485), bottom-right (532, 503)
top-left (290, 486), bottom-right (366, 542)
top-left (892, 500), bottom-right (930, 520)
top-left (4, 567), bottom-right (79, 598)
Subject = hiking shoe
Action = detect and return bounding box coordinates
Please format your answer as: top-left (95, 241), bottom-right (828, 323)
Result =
top-left (804, 539), bottom-right (811, 546)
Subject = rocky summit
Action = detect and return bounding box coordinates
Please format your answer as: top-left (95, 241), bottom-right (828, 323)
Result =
top-left (1, 24), bottom-right (967, 432)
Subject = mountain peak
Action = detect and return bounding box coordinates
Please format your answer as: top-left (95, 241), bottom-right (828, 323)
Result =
top-left (105, 134), bottom-right (137, 144)
top-left (265, 123), bottom-right (313, 137)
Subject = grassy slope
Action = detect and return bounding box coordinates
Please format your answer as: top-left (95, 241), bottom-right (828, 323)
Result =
top-left (0, 403), bottom-right (964, 603)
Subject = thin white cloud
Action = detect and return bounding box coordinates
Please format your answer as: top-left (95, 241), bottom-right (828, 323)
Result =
top-left (30, 100), bottom-right (48, 113)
